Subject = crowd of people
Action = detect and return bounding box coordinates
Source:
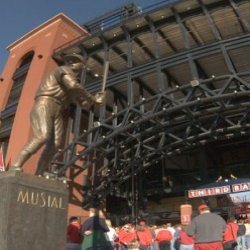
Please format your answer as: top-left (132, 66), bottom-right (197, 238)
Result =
top-left (66, 206), bottom-right (250, 250)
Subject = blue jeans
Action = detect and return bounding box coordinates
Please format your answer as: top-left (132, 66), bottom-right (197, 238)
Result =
top-left (237, 235), bottom-right (246, 250)
top-left (245, 235), bottom-right (250, 249)
top-left (170, 238), bottom-right (178, 250)
top-left (66, 243), bottom-right (81, 250)
top-left (139, 245), bottom-right (152, 250)
top-left (180, 244), bottom-right (194, 250)
top-left (120, 244), bottom-right (129, 250)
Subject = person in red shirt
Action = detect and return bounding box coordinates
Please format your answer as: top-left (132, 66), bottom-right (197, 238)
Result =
top-left (119, 224), bottom-right (136, 250)
top-left (136, 220), bottom-right (153, 250)
top-left (178, 224), bottom-right (194, 250)
top-left (155, 224), bottom-right (173, 250)
top-left (66, 216), bottom-right (83, 250)
top-left (223, 217), bottom-right (238, 250)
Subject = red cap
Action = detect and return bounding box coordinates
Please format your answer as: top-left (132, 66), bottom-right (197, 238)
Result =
top-left (198, 204), bottom-right (209, 211)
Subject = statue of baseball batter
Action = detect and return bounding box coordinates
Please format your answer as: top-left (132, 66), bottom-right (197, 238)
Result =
top-left (12, 53), bottom-right (105, 176)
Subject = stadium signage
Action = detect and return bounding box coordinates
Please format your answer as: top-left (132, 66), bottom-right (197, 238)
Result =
top-left (16, 190), bottom-right (67, 209)
top-left (188, 182), bottom-right (250, 198)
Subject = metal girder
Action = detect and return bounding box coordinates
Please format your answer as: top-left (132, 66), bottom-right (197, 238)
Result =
top-left (52, 72), bottom-right (250, 178)
top-left (51, 0), bottom-right (250, 207)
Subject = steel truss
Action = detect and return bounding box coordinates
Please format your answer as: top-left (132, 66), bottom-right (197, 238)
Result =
top-left (52, 0), bottom-right (250, 206)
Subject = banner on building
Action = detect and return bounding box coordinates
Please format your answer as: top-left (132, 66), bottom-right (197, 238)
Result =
top-left (0, 146), bottom-right (6, 172)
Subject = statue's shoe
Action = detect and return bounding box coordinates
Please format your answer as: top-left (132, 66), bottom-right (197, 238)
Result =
top-left (9, 167), bottom-right (23, 172)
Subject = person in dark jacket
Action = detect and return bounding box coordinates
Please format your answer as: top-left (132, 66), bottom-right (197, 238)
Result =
top-left (81, 208), bottom-right (112, 250)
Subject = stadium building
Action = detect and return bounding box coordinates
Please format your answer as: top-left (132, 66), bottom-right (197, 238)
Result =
top-left (1, 0), bottom-right (250, 224)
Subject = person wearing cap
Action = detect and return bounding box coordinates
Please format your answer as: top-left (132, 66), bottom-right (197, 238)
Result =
top-left (186, 204), bottom-right (226, 250)
top-left (12, 53), bottom-right (105, 175)
top-left (155, 224), bottom-right (173, 250)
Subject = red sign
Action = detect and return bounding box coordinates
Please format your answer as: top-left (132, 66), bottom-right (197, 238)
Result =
top-left (180, 204), bottom-right (192, 225)
top-left (188, 185), bottom-right (231, 198)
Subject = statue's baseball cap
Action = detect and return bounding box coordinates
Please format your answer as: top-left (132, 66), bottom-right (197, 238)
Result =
top-left (64, 53), bottom-right (84, 64)
top-left (198, 204), bottom-right (209, 211)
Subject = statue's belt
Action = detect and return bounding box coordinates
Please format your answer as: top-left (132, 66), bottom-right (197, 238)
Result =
top-left (35, 95), bottom-right (63, 106)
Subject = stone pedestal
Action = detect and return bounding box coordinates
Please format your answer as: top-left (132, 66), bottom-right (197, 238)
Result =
top-left (0, 171), bottom-right (69, 250)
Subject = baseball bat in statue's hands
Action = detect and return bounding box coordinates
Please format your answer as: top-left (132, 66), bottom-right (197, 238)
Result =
top-left (94, 60), bottom-right (109, 105)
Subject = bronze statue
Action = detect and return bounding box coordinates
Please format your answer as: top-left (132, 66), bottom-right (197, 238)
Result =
top-left (12, 53), bottom-right (105, 176)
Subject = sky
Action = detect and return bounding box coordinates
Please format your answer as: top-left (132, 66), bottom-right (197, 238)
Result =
top-left (0, 0), bottom-right (158, 73)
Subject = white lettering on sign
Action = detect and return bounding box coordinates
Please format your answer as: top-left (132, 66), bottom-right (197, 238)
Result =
top-left (232, 183), bottom-right (250, 192)
top-left (188, 185), bottom-right (231, 198)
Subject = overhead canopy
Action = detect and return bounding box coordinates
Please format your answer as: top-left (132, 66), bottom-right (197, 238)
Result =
top-left (51, 0), bottom-right (250, 205)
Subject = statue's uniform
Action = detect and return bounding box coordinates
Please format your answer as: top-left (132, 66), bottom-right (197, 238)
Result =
top-left (12, 66), bottom-right (95, 175)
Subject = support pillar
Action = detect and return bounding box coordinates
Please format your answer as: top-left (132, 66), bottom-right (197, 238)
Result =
top-left (197, 146), bottom-right (208, 182)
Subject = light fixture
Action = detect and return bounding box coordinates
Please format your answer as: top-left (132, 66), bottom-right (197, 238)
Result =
top-left (94, 121), bottom-right (101, 127)
top-left (190, 79), bottom-right (199, 87)
top-left (230, 173), bottom-right (237, 180)
top-left (216, 176), bottom-right (222, 182)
